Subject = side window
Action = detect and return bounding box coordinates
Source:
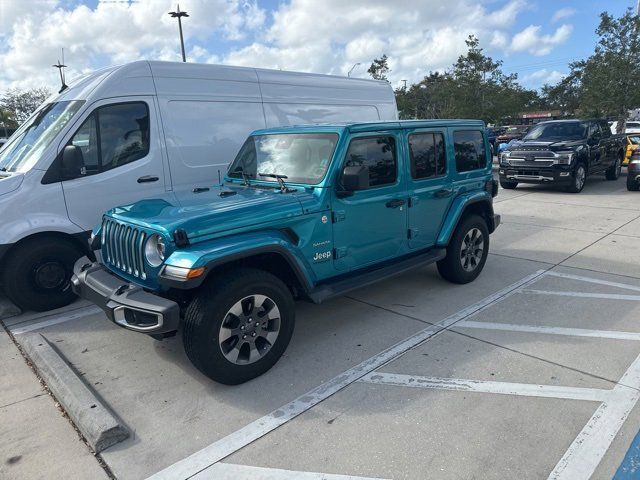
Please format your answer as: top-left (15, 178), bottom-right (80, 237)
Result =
top-left (409, 132), bottom-right (446, 180)
top-left (344, 136), bottom-right (397, 187)
top-left (454, 130), bottom-right (486, 173)
top-left (65, 102), bottom-right (149, 178)
top-left (590, 123), bottom-right (602, 141)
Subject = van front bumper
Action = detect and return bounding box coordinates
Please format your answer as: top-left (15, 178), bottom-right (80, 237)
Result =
top-left (71, 257), bottom-right (180, 334)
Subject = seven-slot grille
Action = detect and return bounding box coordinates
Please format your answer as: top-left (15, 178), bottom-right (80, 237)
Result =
top-left (102, 218), bottom-right (148, 279)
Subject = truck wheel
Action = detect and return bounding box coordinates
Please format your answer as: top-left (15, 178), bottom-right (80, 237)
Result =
top-left (182, 268), bottom-right (295, 385)
top-left (499, 179), bottom-right (518, 189)
top-left (606, 155), bottom-right (622, 180)
top-left (437, 214), bottom-right (489, 284)
top-left (1, 237), bottom-right (82, 312)
top-left (627, 173), bottom-right (640, 191)
top-left (566, 162), bottom-right (587, 193)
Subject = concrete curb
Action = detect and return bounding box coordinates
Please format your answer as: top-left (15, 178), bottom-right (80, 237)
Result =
top-left (20, 332), bottom-right (129, 452)
top-left (0, 297), bottom-right (21, 320)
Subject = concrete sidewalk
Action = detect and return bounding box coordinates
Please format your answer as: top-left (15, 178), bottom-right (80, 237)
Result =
top-left (0, 328), bottom-right (108, 480)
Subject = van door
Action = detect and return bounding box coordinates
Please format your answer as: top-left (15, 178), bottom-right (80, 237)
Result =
top-left (405, 129), bottom-right (454, 249)
top-left (59, 98), bottom-right (166, 231)
top-left (331, 133), bottom-right (407, 271)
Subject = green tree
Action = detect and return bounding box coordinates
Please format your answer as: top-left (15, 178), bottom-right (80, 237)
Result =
top-left (0, 87), bottom-right (51, 125)
top-left (0, 108), bottom-right (17, 138)
top-left (368, 54), bottom-right (390, 81)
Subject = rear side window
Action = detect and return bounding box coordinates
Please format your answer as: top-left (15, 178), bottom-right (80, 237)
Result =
top-left (344, 136), bottom-right (397, 187)
top-left (409, 132), bottom-right (446, 179)
top-left (454, 130), bottom-right (486, 172)
top-left (67, 102), bottom-right (150, 177)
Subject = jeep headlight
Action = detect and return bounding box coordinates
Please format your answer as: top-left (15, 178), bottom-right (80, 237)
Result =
top-left (145, 234), bottom-right (166, 267)
top-left (554, 152), bottom-right (574, 165)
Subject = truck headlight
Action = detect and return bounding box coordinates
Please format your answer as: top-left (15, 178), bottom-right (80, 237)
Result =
top-left (145, 235), bottom-right (166, 267)
top-left (500, 152), bottom-right (510, 166)
top-left (554, 152), bottom-right (574, 164)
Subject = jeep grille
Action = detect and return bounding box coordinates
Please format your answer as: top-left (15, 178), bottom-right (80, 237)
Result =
top-left (102, 218), bottom-right (148, 279)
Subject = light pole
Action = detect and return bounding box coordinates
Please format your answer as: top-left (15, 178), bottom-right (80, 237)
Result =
top-left (347, 62), bottom-right (361, 78)
top-left (169, 4), bottom-right (189, 62)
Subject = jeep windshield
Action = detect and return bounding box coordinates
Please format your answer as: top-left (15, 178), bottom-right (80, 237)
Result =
top-left (523, 121), bottom-right (588, 142)
top-left (0, 100), bottom-right (84, 173)
top-left (228, 133), bottom-right (339, 185)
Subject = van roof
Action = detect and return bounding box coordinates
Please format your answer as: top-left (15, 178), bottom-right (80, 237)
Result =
top-left (251, 119), bottom-right (486, 135)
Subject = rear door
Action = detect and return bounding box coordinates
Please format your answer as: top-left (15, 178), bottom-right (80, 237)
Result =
top-left (59, 97), bottom-right (167, 231)
top-left (331, 133), bottom-right (408, 271)
top-left (450, 127), bottom-right (490, 199)
top-left (405, 128), bottom-right (454, 249)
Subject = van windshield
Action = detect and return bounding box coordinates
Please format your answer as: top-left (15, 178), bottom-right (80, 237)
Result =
top-left (0, 100), bottom-right (84, 173)
top-left (228, 133), bottom-right (339, 185)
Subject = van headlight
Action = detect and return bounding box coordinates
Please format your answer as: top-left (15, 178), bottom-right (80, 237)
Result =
top-left (145, 235), bottom-right (166, 267)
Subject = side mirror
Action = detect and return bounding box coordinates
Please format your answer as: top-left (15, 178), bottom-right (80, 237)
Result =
top-left (340, 165), bottom-right (369, 194)
top-left (61, 145), bottom-right (84, 178)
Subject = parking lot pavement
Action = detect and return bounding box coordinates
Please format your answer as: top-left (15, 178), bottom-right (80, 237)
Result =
top-left (0, 329), bottom-right (108, 480)
top-left (5, 173), bottom-right (640, 479)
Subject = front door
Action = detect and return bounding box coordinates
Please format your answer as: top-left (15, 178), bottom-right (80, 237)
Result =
top-left (60, 97), bottom-right (167, 231)
top-left (331, 133), bottom-right (407, 271)
top-left (405, 129), bottom-right (454, 249)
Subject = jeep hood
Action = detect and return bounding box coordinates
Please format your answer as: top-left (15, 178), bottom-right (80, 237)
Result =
top-left (107, 185), bottom-right (305, 240)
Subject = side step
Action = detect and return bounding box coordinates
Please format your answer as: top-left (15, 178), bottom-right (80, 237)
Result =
top-left (308, 248), bottom-right (446, 304)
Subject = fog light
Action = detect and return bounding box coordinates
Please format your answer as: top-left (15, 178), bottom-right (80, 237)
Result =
top-left (560, 172), bottom-right (570, 176)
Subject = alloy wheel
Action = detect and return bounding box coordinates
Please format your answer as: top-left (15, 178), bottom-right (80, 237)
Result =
top-left (459, 228), bottom-right (484, 272)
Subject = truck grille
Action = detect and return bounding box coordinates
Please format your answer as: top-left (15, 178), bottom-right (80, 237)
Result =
top-left (509, 149), bottom-right (555, 158)
top-left (509, 160), bottom-right (554, 167)
top-left (102, 218), bottom-right (148, 279)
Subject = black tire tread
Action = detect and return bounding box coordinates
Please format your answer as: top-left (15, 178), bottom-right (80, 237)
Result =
top-left (437, 214), bottom-right (489, 285)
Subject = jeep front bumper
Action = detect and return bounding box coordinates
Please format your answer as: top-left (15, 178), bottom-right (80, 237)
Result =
top-left (71, 257), bottom-right (180, 334)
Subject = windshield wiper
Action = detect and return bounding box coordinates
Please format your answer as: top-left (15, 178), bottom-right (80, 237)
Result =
top-left (258, 173), bottom-right (295, 193)
top-left (0, 167), bottom-right (6, 172)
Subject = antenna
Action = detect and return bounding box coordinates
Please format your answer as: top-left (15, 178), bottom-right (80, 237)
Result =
top-left (53, 48), bottom-right (68, 93)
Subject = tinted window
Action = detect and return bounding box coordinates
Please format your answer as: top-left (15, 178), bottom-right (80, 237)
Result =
top-left (345, 136), bottom-right (396, 187)
top-left (66, 102), bottom-right (149, 177)
top-left (409, 132), bottom-right (446, 179)
top-left (454, 130), bottom-right (486, 172)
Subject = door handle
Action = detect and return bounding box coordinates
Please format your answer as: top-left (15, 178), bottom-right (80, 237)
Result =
top-left (385, 198), bottom-right (406, 208)
top-left (434, 188), bottom-right (453, 198)
top-left (137, 175), bottom-right (159, 184)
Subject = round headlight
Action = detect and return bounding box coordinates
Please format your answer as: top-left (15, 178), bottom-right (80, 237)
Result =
top-left (145, 234), bottom-right (166, 267)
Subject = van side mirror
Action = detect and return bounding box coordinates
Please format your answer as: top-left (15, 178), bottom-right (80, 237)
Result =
top-left (61, 145), bottom-right (84, 179)
top-left (339, 165), bottom-right (369, 196)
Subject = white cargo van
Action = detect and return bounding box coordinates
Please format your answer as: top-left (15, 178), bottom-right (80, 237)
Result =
top-left (0, 60), bottom-right (397, 311)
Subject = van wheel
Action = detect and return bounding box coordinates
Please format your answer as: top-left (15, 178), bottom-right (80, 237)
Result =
top-left (2, 237), bottom-right (82, 312)
top-left (437, 214), bottom-right (489, 284)
top-left (182, 268), bottom-right (295, 385)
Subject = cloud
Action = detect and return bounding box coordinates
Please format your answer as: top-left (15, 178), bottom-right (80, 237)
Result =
top-left (521, 68), bottom-right (566, 88)
top-left (510, 24), bottom-right (573, 56)
top-left (552, 7), bottom-right (576, 23)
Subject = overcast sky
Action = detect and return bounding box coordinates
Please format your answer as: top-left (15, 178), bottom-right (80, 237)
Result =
top-left (0, 0), bottom-right (633, 93)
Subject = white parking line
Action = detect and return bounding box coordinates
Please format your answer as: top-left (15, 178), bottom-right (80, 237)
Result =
top-left (546, 271), bottom-right (640, 293)
top-left (522, 289), bottom-right (640, 301)
top-left (147, 270), bottom-right (547, 480)
top-left (358, 372), bottom-right (615, 402)
top-left (548, 354), bottom-right (640, 480)
top-left (192, 462), bottom-right (389, 480)
top-left (456, 320), bottom-right (640, 341)
top-left (10, 306), bottom-right (102, 335)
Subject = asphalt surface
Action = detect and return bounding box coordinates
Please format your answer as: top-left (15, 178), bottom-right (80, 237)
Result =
top-left (4, 171), bottom-right (640, 479)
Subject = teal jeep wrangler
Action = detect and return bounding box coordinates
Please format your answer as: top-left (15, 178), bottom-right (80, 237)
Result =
top-left (72, 120), bottom-right (500, 384)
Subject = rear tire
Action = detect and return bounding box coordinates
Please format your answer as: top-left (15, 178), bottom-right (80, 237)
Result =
top-left (606, 155), bottom-right (622, 180)
top-left (627, 173), bottom-right (640, 191)
top-left (182, 268), bottom-right (295, 385)
top-left (566, 162), bottom-right (587, 193)
top-left (1, 237), bottom-right (83, 312)
top-left (499, 179), bottom-right (518, 190)
top-left (437, 214), bottom-right (489, 284)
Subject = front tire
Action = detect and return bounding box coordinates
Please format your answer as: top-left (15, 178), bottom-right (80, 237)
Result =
top-left (628, 173), bottom-right (640, 191)
top-left (566, 162), bottom-right (587, 193)
top-left (437, 214), bottom-right (489, 284)
top-left (606, 155), bottom-right (622, 180)
top-left (182, 268), bottom-right (295, 385)
top-left (1, 237), bottom-right (82, 312)
top-left (500, 179), bottom-right (518, 190)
